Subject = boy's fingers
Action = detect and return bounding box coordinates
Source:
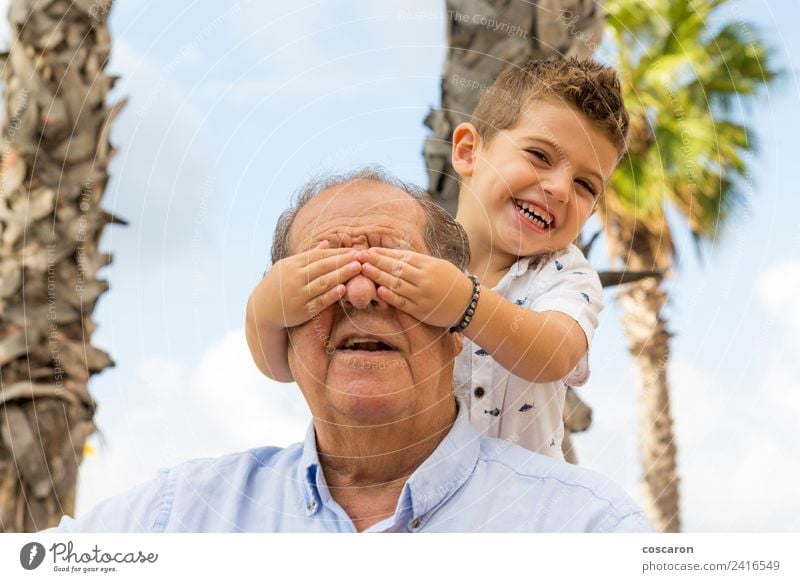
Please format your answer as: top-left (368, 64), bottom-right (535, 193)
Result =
top-left (305, 284), bottom-right (346, 316)
top-left (300, 245), bottom-right (359, 265)
top-left (376, 285), bottom-right (416, 313)
top-left (363, 247), bottom-right (421, 267)
top-left (304, 253), bottom-right (361, 281)
top-left (360, 263), bottom-right (416, 295)
top-left (358, 250), bottom-right (421, 279)
top-left (306, 261), bottom-right (362, 295)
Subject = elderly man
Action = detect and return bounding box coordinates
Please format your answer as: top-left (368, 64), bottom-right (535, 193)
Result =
top-left (49, 168), bottom-right (651, 533)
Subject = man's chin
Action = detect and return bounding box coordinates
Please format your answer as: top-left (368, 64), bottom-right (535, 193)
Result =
top-left (332, 395), bottom-right (412, 427)
top-left (324, 373), bottom-right (415, 426)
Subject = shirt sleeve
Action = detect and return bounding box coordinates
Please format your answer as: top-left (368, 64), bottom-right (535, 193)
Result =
top-left (529, 247), bottom-right (603, 386)
top-left (605, 511), bottom-right (656, 533)
top-left (43, 469), bottom-right (171, 533)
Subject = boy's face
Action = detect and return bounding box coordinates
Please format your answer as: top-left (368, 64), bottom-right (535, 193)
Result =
top-left (453, 99), bottom-right (619, 260)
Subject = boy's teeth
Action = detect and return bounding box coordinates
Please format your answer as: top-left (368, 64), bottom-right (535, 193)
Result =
top-left (515, 201), bottom-right (551, 229)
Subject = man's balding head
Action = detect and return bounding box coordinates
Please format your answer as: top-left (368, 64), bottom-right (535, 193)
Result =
top-left (271, 166), bottom-right (470, 270)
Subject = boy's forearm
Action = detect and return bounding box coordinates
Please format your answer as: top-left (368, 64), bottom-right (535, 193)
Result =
top-left (461, 287), bottom-right (587, 383)
top-left (245, 294), bottom-right (294, 382)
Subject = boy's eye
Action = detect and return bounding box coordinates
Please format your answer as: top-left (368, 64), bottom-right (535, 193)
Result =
top-left (525, 149), bottom-right (549, 164)
top-left (575, 179), bottom-right (597, 196)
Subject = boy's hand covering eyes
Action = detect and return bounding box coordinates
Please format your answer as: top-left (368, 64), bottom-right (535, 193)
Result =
top-left (261, 240), bottom-right (362, 328)
top-left (358, 248), bottom-right (475, 328)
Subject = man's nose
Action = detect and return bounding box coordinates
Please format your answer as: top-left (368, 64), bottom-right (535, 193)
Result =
top-left (341, 273), bottom-right (386, 310)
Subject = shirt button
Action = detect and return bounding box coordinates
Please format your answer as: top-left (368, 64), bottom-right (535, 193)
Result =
top-left (307, 501), bottom-right (316, 511)
top-left (474, 387), bottom-right (485, 398)
top-left (410, 517), bottom-right (420, 529)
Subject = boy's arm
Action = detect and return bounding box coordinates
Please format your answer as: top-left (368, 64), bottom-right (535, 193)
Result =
top-left (246, 285), bottom-right (293, 382)
top-left (246, 242), bottom-right (362, 382)
top-left (359, 247), bottom-right (600, 383)
top-left (459, 287), bottom-right (587, 383)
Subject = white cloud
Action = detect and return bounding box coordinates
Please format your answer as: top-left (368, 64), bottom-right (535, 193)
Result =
top-left (76, 329), bottom-right (310, 515)
top-left (757, 260), bottom-right (800, 351)
top-left (670, 358), bottom-right (800, 531)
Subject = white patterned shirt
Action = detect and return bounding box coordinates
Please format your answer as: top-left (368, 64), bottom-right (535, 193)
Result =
top-left (454, 244), bottom-right (603, 459)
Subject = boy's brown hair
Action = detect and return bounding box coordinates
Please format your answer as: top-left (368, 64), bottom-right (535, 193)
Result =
top-left (471, 57), bottom-right (629, 157)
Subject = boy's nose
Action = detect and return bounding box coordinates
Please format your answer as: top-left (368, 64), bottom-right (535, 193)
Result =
top-left (544, 183), bottom-right (570, 205)
top-left (341, 273), bottom-right (386, 310)
top-left (543, 170), bottom-right (571, 204)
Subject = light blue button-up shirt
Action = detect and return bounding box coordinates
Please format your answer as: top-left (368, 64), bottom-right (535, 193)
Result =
top-left (49, 408), bottom-right (652, 533)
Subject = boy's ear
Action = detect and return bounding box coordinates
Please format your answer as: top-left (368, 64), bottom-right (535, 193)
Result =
top-left (451, 122), bottom-right (480, 178)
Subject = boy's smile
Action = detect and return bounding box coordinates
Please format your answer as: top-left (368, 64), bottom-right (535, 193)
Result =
top-left (453, 99), bottom-right (620, 268)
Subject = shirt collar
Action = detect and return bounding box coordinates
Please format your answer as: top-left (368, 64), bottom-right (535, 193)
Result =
top-left (401, 404), bottom-right (480, 527)
top-left (502, 251), bottom-right (554, 281)
top-left (299, 425), bottom-right (323, 515)
top-left (298, 403), bottom-right (481, 528)
top-left (507, 256), bottom-right (535, 279)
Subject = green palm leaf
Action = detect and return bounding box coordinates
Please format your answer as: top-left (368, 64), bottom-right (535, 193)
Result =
top-left (604, 0), bottom-right (779, 248)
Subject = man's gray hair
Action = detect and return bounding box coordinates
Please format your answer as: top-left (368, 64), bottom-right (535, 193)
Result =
top-left (271, 166), bottom-right (470, 270)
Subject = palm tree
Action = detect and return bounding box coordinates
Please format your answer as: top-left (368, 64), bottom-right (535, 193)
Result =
top-left (0, 0), bottom-right (124, 531)
top-left (601, 0), bottom-right (778, 532)
top-left (424, 0), bottom-right (608, 461)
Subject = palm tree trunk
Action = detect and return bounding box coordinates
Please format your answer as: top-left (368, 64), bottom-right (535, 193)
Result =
top-left (0, 0), bottom-right (123, 532)
top-left (605, 217), bottom-right (680, 532)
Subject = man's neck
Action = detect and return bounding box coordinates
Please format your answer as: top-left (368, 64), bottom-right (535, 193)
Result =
top-left (314, 398), bottom-right (457, 532)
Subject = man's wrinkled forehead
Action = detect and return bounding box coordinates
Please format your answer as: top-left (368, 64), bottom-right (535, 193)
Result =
top-left (289, 181), bottom-right (428, 254)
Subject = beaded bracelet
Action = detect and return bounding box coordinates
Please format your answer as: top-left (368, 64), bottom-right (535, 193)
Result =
top-left (449, 274), bottom-right (481, 333)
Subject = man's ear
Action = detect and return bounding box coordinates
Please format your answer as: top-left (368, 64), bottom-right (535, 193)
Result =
top-left (451, 122), bottom-right (480, 178)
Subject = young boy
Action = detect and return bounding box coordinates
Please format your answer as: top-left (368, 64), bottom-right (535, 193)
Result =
top-left (246, 57), bottom-right (628, 459)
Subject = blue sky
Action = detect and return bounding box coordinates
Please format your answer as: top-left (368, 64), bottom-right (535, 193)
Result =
top-left (3, 0), bottom-right (797, 531)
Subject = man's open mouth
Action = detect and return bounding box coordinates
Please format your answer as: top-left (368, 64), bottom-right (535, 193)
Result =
top-left (513, 199), bottom-right (554, 230)
top-left (336, 336), bottom-right (397, 352)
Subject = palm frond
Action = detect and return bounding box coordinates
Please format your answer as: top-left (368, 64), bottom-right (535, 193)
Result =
top-left (603, 0), bottom-right (779, 255)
